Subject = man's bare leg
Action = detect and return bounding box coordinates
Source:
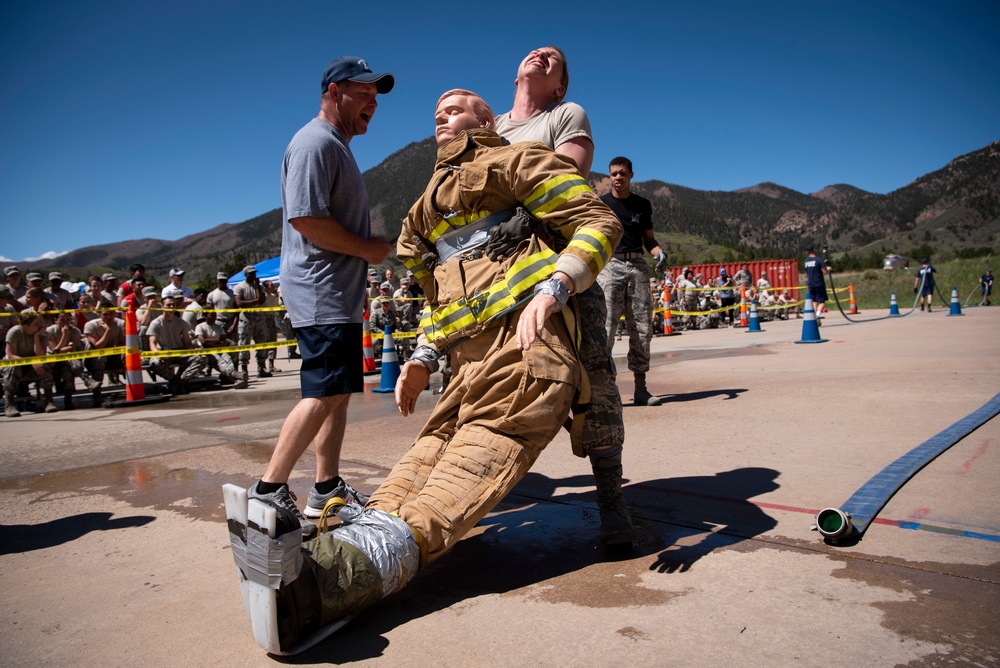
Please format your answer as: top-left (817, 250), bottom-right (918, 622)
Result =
top-left (250, 395), bottom-right (351, 535)
top-left (312, 397), bottom-right (349, 483)
top-left (263, 394), bottom-right (350, 484)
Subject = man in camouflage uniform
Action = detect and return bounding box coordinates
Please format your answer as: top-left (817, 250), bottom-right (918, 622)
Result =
top-left (194, 310), bottom-right (246, 388)
top-left (233, 266), bottom-right (270, 380)
top-left (368, 296), bottom-right (397, 362)
top-left (677, 269), bottom-right (699, 330)
top-left (696, 290), bottom-right (722, 329)
top-left (596, 156), bottom-right (666, 407)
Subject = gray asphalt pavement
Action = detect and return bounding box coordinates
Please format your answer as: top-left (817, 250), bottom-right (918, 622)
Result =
top-left (1, 306), bottom-right (997, 666)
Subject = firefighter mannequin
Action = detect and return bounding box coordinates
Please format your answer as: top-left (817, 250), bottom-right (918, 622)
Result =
top-left (230, 90), bottom-right (622, 652)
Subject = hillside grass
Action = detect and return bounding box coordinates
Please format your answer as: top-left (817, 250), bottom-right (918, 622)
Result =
top-left (825, 256), bottom-right (995, 311)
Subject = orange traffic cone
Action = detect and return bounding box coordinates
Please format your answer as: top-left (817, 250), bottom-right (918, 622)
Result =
top-left (849, 283), bottom-right (858, 314)
top-left (125, 309), bottom-right (145, 402)
top-left (738, 284), bottom-right (749, 327)
top-left (362, 312), bottom-right (376, 374)
top-left (106, 304), bottom-right (168, 407)
top-left (662, 308), bottom-right (680, 336)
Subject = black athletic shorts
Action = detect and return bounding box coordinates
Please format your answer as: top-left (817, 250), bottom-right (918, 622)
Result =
top-left (294, 323), bottom-right (363, 398)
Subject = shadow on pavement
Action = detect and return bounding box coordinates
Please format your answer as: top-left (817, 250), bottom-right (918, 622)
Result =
top-left (657, 388), bottom-right (748, 403)
top-left (0, 512), bottom-right (156, 555)
top-left (277, 467), bottom-right (779, 664)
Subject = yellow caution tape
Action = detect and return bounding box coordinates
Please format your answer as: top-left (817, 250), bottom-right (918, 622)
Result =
top-left (0, 340), bottom-right (299, 367)
top-left (0, 346), bottom-right (129, 368)
top-left (142, 340), bottom-right (298, 359)
top-left (371, 330), bottom-right (418, 339)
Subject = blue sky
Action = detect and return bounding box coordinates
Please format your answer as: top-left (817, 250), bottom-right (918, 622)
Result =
top-left (2, 0), bottom-right (998, 263)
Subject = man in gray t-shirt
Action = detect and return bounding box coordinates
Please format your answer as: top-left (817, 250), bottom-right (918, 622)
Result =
top-left (207, 273), bottom-right (237, 336)
top-left (250, 56), bottom-right (395, 534)
top-left (147, 296), bottom-right (206, 393)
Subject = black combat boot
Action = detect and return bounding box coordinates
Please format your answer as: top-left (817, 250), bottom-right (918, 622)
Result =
top-left (591, 456), bottom-right (635, 546)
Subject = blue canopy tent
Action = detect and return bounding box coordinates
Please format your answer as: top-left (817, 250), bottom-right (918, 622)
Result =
top-left (227, 256), bottom-right (280, 288)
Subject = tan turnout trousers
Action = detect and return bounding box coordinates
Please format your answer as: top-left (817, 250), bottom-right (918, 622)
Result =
top-left (368, 307), bottom-right (579, 564)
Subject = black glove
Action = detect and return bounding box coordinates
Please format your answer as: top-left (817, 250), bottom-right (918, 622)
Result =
top-left (485, 207), bottom-right (536, 262)
top-left (413, 235), bottom-right (440, 272)
top-left (913, 287), bottom-right (918, 294)
top-left (421, 251), bottom-right (440, 273)
top-left (653, 250), bottom-right (668, 274)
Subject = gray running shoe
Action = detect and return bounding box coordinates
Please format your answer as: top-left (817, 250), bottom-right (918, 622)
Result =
top-left (247, 481), bottom-right (317, 538)
top-left (304, 479), bottom-right (370, 519)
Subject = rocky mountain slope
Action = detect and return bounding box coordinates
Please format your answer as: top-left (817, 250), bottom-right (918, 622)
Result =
top-left (25, 139), bottom-right (999, 284)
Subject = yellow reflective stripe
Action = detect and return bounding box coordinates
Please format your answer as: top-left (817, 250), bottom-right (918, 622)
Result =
top-left (403, 257), bottom-right (431, 280)
top-left (425, 210), bottom-right (495, 243)
top-left (567, 227), bottom-right (613, 271)
top-left (505, 250), bottom-right (558, 296)
top-left (524, 175), bottom-right (592, 217)
top-left (426, 219), bottom-right (453, 243)
top-left (418, 249), bottom-right (558, 344)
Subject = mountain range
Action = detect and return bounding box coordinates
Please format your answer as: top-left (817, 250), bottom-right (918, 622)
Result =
top-left (23, 139), bottom-right (1000, 285)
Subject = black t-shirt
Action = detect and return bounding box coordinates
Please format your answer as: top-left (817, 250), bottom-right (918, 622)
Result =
top-left (916, 265), bottom-right (936, 290)
top-left (804, 255), bottom-right (827, 288)
top-left (600, 192), bottom-right (653, 254)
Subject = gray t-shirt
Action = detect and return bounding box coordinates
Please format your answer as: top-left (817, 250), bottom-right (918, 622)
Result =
top-left (147, 316), bottom-right (191, 351)
top-left (6, 325), bottom-right (38, 358)
top-left (45, 323), bottom-right (82, 351)
top-left (182, 302), bottom-right (203, 329)
top-left (194, 321), bottom-right (227, 345)
top-left (494, 101), bottom-right (593, 153)
top-left (84, 317), bottom-right (125, 348)
top-left (233, 280), bottom-right (261, 307)
top-left (280, 118), bottom-right (370, 328)
top-left (207, 288), bottom-right (236, 324)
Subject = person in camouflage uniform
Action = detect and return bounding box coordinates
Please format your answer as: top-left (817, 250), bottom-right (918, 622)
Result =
top-left (696, 290), bottom-right (722, 329)
top-left (368, 296), bottom-right (397, 362)
top-left (490, 48), bottom-right (634, 546)
top-left (677, 269), bottom-right (699, 330)
top-left (233, 266), bottom-right (271, 380)
top-left (596, 156), bottom-right (667, 407)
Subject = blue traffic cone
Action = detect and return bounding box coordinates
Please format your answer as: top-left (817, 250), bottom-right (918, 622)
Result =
top-left (889, 291), bottom-right (900, 316)
top-left (746, 302), bottom-right (764, 333)
top-left (372, 325), bottom-right (400, 393)
top-left (795, 298), bottom-right (828, 344)
top-left (947, 287), bottom-right (964, 316)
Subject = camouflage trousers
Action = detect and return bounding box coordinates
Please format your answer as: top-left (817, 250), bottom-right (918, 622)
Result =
top-left (597, 257), bottom-right (653, 376)
top-left (50, 359), bottom-right (97, 394)
top-left (238, 312), bottom-right (268, 369)
top-left (149, 354), bottom-right (208, 381)
top-left (3, 364), bottom-right (54, 399)
top-left (205, 352), bottom-right (238, 380)
top-left (263, 316), bottom-right (278, 364)
top-left (84, 351), bottom-right (124, 387)
top-left (574, 281), bottom-right (625, 457)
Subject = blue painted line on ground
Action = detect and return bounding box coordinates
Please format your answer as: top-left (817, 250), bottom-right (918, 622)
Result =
top-left (841, 392), bottom-right (1000, 536)
top-left (896, 521), bottom-right (1000, 542)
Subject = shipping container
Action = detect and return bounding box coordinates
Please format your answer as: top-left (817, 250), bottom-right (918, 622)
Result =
top-left (662, 259), bottom-right (801, 300)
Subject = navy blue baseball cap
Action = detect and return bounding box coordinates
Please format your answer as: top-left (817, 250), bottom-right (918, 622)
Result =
top-left (321, 56), bottom-right (394, 94)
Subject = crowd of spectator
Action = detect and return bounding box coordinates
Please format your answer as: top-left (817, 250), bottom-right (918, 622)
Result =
top-left (1, 261), bottom-right (436, 417)
top-left (643, 265), bottom-right (799, 334)
top-left (1, 263), bottom-right (298, 417)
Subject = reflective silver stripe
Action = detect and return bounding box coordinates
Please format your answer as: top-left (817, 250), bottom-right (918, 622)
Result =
top-left (126, 369), bottom-right (144, 385)
top-left (434, 209), bottom-right (515, 262)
